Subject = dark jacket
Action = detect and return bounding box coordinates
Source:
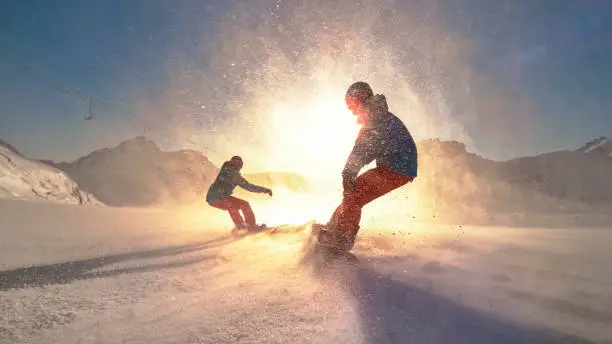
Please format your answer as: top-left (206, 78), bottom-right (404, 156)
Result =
top-left (206, 162), bottom-right (268, 203)
top-left (342, 94), bottom-right (418, 180)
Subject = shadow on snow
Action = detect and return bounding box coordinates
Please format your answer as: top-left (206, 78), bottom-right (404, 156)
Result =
top-left (0, 235), bottom-right (234, 291)
top-left (309, 254), bottom-right (599, 344)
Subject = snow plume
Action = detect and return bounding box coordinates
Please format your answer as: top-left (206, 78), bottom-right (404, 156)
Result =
top-left (131, 0), bottom-right (537, 227)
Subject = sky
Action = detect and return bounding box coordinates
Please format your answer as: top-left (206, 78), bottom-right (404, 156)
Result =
top-left (0, 0), bottom-right (611, 168)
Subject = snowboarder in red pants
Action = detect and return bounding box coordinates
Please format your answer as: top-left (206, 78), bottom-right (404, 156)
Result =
top-left (206, 156), bottom-right (273, 232)
top-left (317, 81), bottom-right (418, 251)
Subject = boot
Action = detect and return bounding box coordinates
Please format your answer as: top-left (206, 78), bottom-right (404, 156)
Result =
top-left (247, 223), bottom-right (267, 232)
top-left (317, 223), bottom-right (359, 252)
top-left (231, 224), bottom-right (248, 236)
top-left (333, 225), bottom-right (359, 252)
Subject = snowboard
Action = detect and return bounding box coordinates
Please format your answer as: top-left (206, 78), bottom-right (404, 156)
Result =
top-left (230, 224), bottom-right (279, 237)
top-left (307, 223), bottom-right (359, 263)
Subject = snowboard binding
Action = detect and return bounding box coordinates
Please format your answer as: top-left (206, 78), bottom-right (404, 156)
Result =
top-left (311, 223), bottom-right (358, 253)
top-left (231, 223), bottom-right (268, 237)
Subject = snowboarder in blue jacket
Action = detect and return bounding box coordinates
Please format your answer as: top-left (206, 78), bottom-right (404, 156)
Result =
top-left (318, 81), bottom-right (418, 251)
top-left (207, 156), bottom-right (272, 231)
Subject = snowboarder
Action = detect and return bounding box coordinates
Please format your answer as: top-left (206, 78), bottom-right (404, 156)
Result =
top-left (206, 156), bottom-right (273, 232)
top-left (317, 81), bottom-right (418, 251)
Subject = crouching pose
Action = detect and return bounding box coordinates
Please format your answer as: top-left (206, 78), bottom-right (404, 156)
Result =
top-left (206, 156), bottom-right (272, 231)
top-left (318, 81), bottom-right (418, 251)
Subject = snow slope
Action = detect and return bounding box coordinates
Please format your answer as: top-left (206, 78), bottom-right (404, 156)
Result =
top-left (0, 140), bottom-right (100, 205)
top-left (1, 200), bottom-right (610, 343)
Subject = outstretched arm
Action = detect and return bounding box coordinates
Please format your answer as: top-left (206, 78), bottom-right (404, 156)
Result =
top-left (236, 176), bottom-right (271, 194)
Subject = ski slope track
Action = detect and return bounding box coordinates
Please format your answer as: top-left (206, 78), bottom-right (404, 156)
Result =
top-left (1, 201), bottom-right (611, 344)
top-left (0, 141), bottom-right (101, 205)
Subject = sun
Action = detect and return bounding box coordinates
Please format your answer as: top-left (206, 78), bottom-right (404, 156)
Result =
top-left (229, 85), bottom-right (364, 226)
top-left (264, 87), bottom-right (361, 181)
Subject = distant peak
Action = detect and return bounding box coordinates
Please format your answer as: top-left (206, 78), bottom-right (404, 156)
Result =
top-left (580, 136), bottom-right (611, 153)
top-left (418, 139), bottom-right (468, 155)
top-left (0, 138), bottom-right (22, 156)
top-left (116, 136), bottom-right (159, 152)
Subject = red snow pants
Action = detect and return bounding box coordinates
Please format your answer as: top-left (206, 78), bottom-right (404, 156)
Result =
top-left (328, 165), bottom-right (413, 234)
top-left (209, 196), bottom-right (256, 229)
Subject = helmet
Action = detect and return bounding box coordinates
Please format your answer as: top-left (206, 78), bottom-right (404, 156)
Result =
top-left (229, 155), bottom-right (243, 169)
top-left (345, 81), bottom-right (373, 110)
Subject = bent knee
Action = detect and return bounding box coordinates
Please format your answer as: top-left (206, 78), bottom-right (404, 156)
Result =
top-left (236, 199), bottom-right (251, 209)
top-left (208, 201), bottom-right (223, 209)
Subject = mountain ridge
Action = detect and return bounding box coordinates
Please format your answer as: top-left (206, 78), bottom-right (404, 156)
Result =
top-left (2, 135), bottom-right (610, 223)
top-left (44, 136), bottom-right (219, 206)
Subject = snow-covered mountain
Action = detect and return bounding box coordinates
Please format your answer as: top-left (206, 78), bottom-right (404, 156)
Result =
top-left (9, 134), bottom-right (610, 219)
top-left (501, 150), bottom-right (612, 206)
top-left (578, 136), bottom-right (612, 159)
top-left (48, 137), bottom-right (220, 207)
top-left (44, 137), bottom-right (313, 207)
top-left (0, 139), bottom-right (101, 205)
top-left (414, 137), bottom-right (612, 223)
top-left (501, 137), bottom-right (612, 207)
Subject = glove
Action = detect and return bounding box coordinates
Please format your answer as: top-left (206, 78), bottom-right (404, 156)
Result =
top-left (265, 188), bottom-right (273, 196)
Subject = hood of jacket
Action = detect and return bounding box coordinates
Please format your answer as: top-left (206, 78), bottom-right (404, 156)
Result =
top-left (362, 94), bottom-right (389, 126)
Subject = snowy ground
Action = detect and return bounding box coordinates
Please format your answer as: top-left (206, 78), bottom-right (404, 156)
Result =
top-left (1, 200), bottom-right (611, 344)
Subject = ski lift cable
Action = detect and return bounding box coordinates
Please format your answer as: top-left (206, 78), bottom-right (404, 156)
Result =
top-left (8, 58), bottom-right (221, 155)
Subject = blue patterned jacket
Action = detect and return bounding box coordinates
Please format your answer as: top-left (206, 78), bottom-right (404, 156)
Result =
top-left (342, 94), bottom-right (418, 180)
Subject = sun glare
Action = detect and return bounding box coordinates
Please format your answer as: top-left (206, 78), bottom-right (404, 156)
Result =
top-left (251, 187), bottom-right (340, 226)
top-left (264, 87), bottom-right (360, 181)
top-left (246, 83), bottom-right (431, 228)
top-left (239, 86), bottom-right (365, 226)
